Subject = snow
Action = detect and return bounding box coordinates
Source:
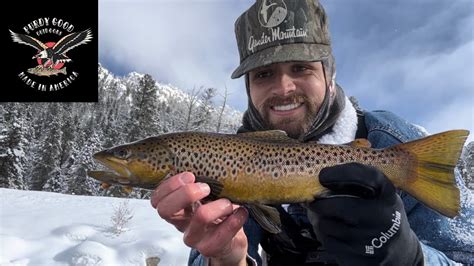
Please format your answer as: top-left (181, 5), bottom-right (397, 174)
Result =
top-left (12, 148), bottom-right (24, 158)
top-left (447, 184), bottom-right (474, 244)
top-left (0, 188), bottom-right (190, 265)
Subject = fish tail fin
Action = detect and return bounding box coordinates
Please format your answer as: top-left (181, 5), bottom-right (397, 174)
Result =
top-left (395, 130), bottom-right (469, 218)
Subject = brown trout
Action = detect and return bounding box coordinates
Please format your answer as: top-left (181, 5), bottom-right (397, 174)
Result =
top-left (88, 130), bottom-right (469, 233)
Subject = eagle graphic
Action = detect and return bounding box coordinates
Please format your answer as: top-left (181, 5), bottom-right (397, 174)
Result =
top-left (9, 29), bottom-right (92, 68)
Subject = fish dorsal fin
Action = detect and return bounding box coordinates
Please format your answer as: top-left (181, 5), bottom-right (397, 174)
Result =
top-left (245, 204), bottom-right (282, 234)
top-left (238, 130), bottom-right (297, 143)
top-left (347, 138), bottom-right (372, 148)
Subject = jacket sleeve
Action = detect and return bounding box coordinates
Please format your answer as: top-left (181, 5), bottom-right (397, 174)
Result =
top-left (420, 242), bottom-right (463, 266)
top-left (188, 249), bottom-right (259, 266)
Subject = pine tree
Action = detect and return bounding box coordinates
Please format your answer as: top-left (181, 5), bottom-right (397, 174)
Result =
top-left (28, 103), bottom-right (63, 191)
top-left (0, 103), bottom-right (28, 189)
top-left (67, 117), bottom-right (102, 195)
top-left (193, 87), bottom-right (216, 131)
top-left (126, 74), bottom-right (160, 141)
top-left (100, 81), bottom-right (128, 147)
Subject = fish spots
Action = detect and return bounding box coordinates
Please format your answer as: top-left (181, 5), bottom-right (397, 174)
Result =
top-left (245, 166), bottom-right (252, 174)
top-left (272, 171), bottom-right (279, 180)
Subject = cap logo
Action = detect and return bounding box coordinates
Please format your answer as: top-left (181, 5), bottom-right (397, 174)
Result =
top-left (248, 0), bottom-right (308, 53)
top-left (258, 0), bottom-right (287, 28)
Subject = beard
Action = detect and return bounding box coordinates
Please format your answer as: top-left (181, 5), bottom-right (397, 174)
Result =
top-left (259, 94), bottom-right (320, 139)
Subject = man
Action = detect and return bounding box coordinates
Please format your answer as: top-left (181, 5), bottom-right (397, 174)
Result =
top-left (151, 1), bottom-right (473, 265)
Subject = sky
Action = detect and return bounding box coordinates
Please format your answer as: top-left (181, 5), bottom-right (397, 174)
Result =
top-left (99, 0), bottom-right (474, 142)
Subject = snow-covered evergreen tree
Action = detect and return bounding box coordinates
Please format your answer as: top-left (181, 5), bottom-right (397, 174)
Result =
top-left (126, 74), bottom-right (160, 141)
top-left (29, 103), bottom-right (64, 192)
top-left (193, 87), bottom-right (216, 131)
top-left (0, 103), bottom-right (28, 189)
top-left (66, 117), bottom-right (102, 196)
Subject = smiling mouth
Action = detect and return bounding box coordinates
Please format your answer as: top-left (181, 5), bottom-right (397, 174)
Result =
top-left (271, 102), bottom-right (304, 111)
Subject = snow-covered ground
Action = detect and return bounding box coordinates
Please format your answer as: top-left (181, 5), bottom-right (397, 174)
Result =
top-left (0, 188), bottom-right (189, 265)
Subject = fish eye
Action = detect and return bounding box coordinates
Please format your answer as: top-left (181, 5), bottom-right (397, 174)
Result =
top-left (114, 148), bottom-right (130, 159)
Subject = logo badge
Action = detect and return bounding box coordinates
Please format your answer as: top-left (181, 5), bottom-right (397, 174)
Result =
top-left (258, 0), bottom-right (287, 28)
top-left (4, 0), bottom-right (98, 102)
top-left (364, 211), bottom-right (402, 255)
top-left (10, 29), bottom-right (92, 78)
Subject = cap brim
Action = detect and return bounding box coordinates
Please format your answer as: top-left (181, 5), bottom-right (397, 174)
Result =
top-left (231, 43), bottom-right (332, 79)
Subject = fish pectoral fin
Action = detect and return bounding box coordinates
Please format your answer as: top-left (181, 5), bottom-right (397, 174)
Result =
top-left (195, 176), bottom-right (224, 200)
top-left (245, 204), bottom-right (282, 234)
top-left (346, 138), bottom-right (372, 148)
top-left (238, 130), bottom-right (298, 143)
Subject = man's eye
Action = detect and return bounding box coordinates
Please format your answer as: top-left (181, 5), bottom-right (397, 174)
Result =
top-left (293, 65), bottom-right (308, 72)
top-left (255, 70), bottom-right (272, 79)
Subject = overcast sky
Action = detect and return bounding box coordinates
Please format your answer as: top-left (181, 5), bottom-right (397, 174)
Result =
top-left (99, 0), bottom-right (473, 142)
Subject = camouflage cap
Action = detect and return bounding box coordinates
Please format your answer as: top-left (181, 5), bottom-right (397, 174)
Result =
top-left (231, 0), bottom-right (333, 79)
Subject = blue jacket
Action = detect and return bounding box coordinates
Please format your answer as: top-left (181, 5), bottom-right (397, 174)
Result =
top-left (189, 110), bottom-right (473, 265)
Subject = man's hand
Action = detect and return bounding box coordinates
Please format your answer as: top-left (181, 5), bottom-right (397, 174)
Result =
top-left (150, 172), bottom-right (249, 266)
top-left (306, 163), bottom-right (423, 266)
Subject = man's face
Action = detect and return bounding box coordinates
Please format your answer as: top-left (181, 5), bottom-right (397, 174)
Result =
top-left (248, 61), bottom-right (327, 139)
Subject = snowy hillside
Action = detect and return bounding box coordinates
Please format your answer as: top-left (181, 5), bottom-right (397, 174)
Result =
top-left (0, 188), bottom-right (189, 265)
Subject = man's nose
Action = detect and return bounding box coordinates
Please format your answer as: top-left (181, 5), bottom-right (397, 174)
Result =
top-left (273, 73), bottom-right (296, 95)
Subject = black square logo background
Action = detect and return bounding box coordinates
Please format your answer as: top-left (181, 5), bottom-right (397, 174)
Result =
top-left (3, 0), bottom-right (98, 102)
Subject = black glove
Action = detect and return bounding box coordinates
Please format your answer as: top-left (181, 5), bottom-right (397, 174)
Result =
top-left (306, 163), bottom-right (424, 266)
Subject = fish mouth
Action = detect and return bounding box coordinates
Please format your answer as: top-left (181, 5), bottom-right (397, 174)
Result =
top-left (87, 170), bottom-right (134, 186)
top-left (89, 148), bottom-right (173, 190)
top-left (88, 151), bottom-right (137, 187)
top-left (92, 150), bottom-right (132, 178)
